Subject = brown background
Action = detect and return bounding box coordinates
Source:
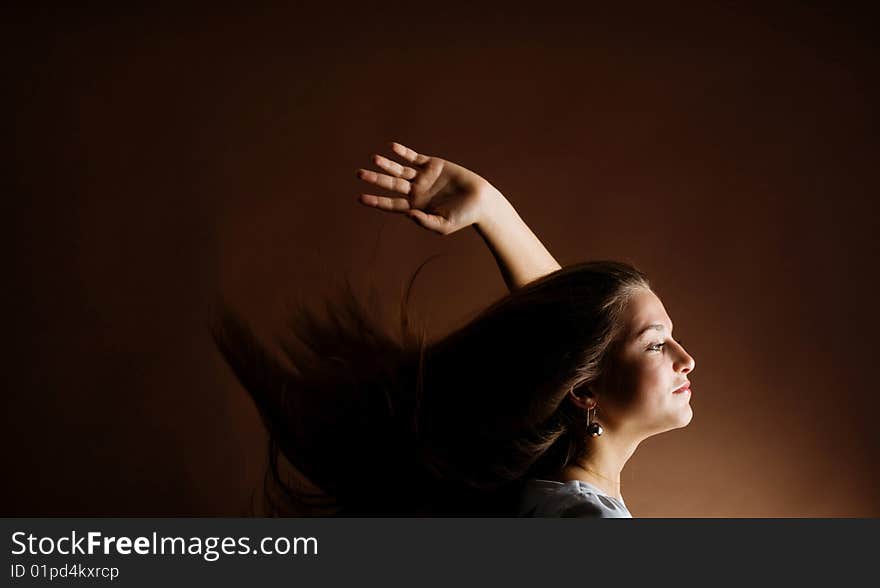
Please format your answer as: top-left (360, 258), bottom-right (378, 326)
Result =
top-left (6, 3), bottom-right (878, 516)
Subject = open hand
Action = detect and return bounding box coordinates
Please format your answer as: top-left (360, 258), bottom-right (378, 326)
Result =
top-left (356, 142), bottom-right (498, 235)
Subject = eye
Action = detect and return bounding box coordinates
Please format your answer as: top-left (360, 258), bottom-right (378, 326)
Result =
top-left (648, 338), bottom-right (684, 352)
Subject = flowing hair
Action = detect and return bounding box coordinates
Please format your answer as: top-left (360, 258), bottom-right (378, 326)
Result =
top-left (210, 260), bottom-right (651, 516)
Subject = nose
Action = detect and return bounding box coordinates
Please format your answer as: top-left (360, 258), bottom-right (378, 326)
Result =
top-left (675, 341), bottom-right (696, 374)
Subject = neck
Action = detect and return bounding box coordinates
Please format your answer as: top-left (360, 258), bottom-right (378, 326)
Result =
top-left (559, 431), bottom-right (641, 501)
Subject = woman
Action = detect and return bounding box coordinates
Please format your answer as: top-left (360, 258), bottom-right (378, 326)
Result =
top-left (212, 142), bottom-right (696, 517)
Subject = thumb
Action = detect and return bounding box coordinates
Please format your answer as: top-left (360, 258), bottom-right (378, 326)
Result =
top-left (407, 209), bottom-right (443, 232)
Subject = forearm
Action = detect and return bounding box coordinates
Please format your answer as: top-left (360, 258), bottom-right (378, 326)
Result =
top-left (474, 188), bottom-right (562, 291)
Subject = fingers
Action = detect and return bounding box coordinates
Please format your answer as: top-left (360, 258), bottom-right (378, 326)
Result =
top-left (354, 142), bottom-right (427, 201)
top-left (373, 154), bottom-right (418, 180)
top-left (358, 193), bottom-right (411, 212)
top-left (356, 169), bottom-right (411, 195)
top-left (391, 141), bottom-right (430, 165)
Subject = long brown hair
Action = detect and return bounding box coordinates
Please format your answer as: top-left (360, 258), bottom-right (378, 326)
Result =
top-left (211, 260), bottom-right (650, 516)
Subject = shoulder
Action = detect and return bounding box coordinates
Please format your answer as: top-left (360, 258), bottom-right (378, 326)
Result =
top-left (516, 479), bottom-right (632, 518)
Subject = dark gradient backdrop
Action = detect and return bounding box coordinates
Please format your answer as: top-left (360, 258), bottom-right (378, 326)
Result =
top-left (6, 3), bottom-right (878, 516)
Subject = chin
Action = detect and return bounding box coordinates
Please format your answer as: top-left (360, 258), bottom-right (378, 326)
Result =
top-left (677, 405), bottom-right (694, 428)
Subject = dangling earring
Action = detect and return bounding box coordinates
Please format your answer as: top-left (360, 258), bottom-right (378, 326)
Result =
top-left (587, 406), bottom-right (604, 437)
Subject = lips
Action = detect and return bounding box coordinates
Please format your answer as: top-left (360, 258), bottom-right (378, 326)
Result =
top-left (673, 382), bottom-right (691, 394)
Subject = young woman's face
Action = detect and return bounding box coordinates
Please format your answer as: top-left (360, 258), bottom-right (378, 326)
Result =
top-left (598, 288), bottom-right (696, 438)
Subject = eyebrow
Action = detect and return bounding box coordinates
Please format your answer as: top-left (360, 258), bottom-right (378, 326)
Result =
top-left (635, 323), bottom-right (673, 340)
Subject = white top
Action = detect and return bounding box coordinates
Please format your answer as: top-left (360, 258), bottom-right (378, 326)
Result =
top-left (517, 479), bottom-right (632, 518)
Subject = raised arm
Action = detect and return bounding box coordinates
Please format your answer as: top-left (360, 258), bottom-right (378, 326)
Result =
top-left (356, 141), bottom-right (561, 291)
top-left (472, 188), bottom-right (561, 291)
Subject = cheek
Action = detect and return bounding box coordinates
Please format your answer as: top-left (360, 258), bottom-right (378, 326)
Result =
top-left (613, 357), bottom-right (668, 408)
top-left (633, 367), bottom-right (666, 406)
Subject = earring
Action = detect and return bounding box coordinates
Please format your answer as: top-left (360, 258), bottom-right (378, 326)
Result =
top-left (587, 407), bottom-right (604, 437)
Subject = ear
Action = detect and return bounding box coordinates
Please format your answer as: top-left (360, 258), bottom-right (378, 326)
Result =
top-left (568, 385), bottom-right (598, 411)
